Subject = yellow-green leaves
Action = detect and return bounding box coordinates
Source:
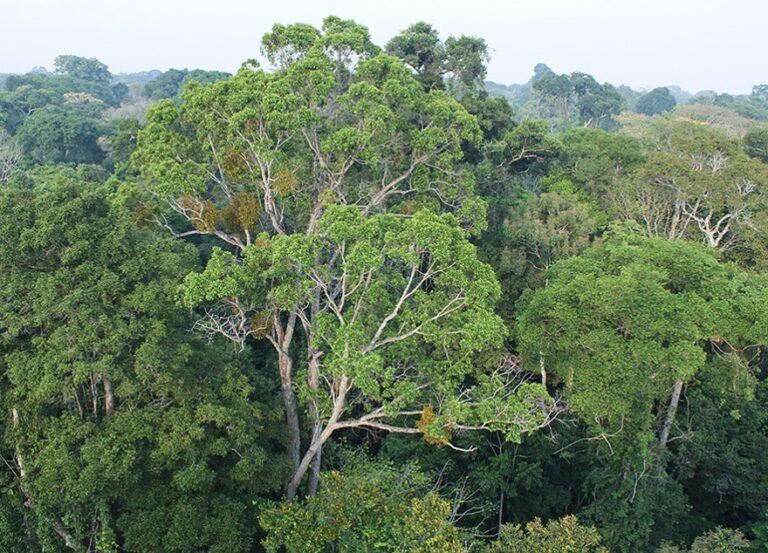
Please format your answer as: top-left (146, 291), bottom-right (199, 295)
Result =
top-left (260, 461), bottom-right (466, 553)
top-left (181, 248), bottom-right (246, 305)
top-left (489, 515), bottom-right (610, 553)
top-left (134, 40), bottom-right (484, 238)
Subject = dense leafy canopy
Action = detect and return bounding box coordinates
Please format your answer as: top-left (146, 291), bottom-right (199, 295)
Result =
top-left (487, 516), bottom-right (610, 553)
top-left (517, 233), bottom-right (767, 429)
top-left (516, 233), bottom-right (768, 551)
top-left (636, 87), bottom-right (677, 116)
top-left (2, 14), bottom-right (768, 553)
top-left (261, 460), bottom-right (466, 553)
top-left (132, 16), bottom-right (558, 501)
top-left (0, 173), bottom-right (284, 551)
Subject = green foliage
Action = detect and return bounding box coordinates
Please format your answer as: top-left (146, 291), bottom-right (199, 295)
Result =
top-left (750, 509), bottom-right (768, 552)
top-left (517, 232), bottom-right (765, 430)
top-left (673, 378), bottom-right (768, 527)
top-left (54, 55), bottom-right (112, 85)
top-left (181, 206), bottom-right (550, 444)
top-left (636, 87), bottom-right (677, 116)
top-left (486, 515), bottom-right (609, 553)
top-left (516, 232), bottom-right (768, 551)
top-left (133, 17), bottom-right (549, 500)
top-left (15, 104), bottom-right (106, 165)
top-left (444, 35), bottom-right (490, 98)
top-left (532, 69), bottom-right (625, 130)
top-left (743, 128), bottom-right (768, 162)
top-left (610, 121), bottom-right (768, 260)
top-left (0, 173), bottom-right (284, 551)
top-left (5, 58), bottom-right (126, 108)
top-left (3, 16), bottom-right (768, 553)
top-left (558, 127), bottom-right (643, 200)
top-left (386, 22), bottom-right (446, 91)
top-left (386, 22), bottom-right (489, 97)
top-left (691, 88), bottom-right (768, 123)
top-left (135, 34), bottom-right (482, 218)
top-left (658, 527), bottom-right (750, 552)
top-left (103, 117), bottom-right (142, 175)
top-left (260, 460), bottom-right (466, 553)
top-left (583, 462), bottom-right (691, 553)
top-left (489, 191), bottom-right (597, 318)
top-left (142, 68), bottom-right (231, 101)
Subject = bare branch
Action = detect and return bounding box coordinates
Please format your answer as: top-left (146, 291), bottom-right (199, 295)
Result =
top-left (0, 130), bottom-right (22, 184)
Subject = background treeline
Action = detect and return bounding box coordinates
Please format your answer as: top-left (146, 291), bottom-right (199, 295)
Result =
top-left (1, 17), bottom-right (768, 553)
top-left (487, 65), bottom-right (768, 133)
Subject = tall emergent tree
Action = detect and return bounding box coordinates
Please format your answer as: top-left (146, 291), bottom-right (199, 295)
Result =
top-left (385, 21), bottom-right (490, 97)
top-left (532, 69), bottom-right (624, 129)
top-left (53, 55), bottom-right (112, 85)
top-left (134, 16), bottom-right (555, 498)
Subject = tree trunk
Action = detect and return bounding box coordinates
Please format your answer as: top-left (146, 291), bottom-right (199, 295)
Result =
top-left (286, 429), bottom-right (325, 499)
top-left (307, 445), bottom-right (322, 496)
top-left (278, 351), bottom-right (301, 479)
top-left (90, 373), bottom-right (98, 416)
top-left (659, 380), bottom-right (684, 449)
top-left (304, 299), bottom-right (323, 497)
top-left (272, 312), bottom-right (302, 495)
top-left (497, 487), bottom-right (505, 538)
top-left (286, 375), bottom-right (348, 499)
top-left (103, 377), bottom-right (114, 416)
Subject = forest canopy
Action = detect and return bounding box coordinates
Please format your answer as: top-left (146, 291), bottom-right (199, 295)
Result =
top-left (1, 14), bottom-right (767, 553)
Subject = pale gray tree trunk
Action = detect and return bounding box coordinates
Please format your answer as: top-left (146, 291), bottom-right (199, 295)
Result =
top-left (307, 446), bottom-right (322, 496)
top-left (659, 380), bottom-right (684, 449)
top-left (278, 351), bottom-right (302, 479)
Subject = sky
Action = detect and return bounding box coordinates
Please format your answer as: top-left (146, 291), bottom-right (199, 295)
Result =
top-left (1, 0), bottom-right (765, 94)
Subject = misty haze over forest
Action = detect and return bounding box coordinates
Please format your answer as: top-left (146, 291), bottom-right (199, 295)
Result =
top-left (2, 0), bottom-right (766, 93)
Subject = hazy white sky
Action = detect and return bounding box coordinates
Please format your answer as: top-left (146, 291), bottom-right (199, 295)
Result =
top-left (1, 0), bottom-right (765, 94)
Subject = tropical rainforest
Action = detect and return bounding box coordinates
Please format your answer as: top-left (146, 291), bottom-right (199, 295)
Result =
top-left (1, 16), bottom-right (768, 553)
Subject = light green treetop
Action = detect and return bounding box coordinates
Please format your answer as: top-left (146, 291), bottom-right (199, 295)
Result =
top-left (133, 17), bottom-right (554, 497)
